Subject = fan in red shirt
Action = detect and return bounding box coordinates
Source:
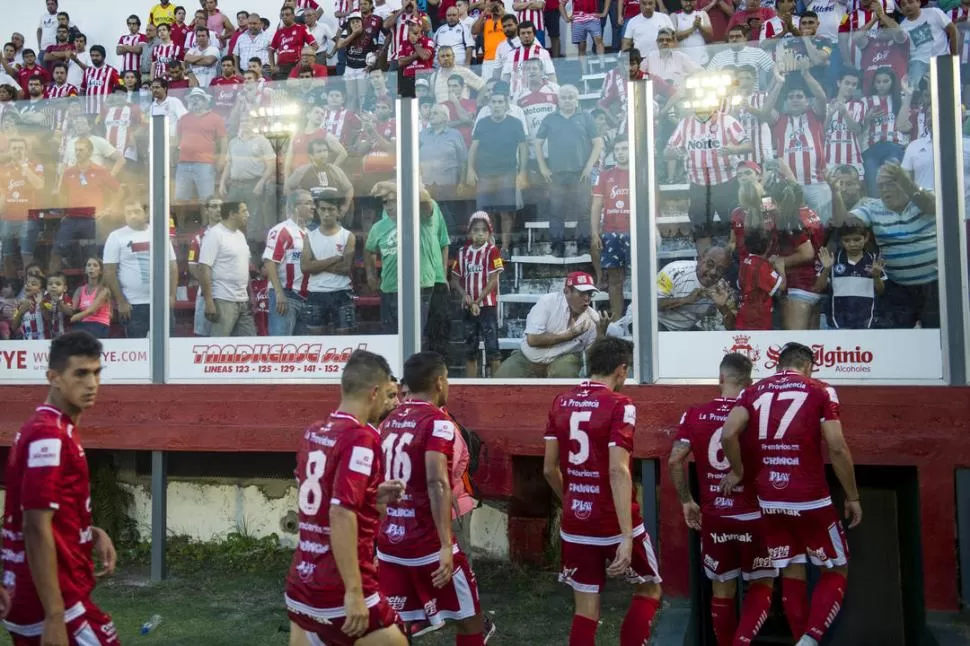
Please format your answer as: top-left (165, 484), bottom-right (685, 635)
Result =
top-left (590, 137), bottom-right (630, 320)
top-left (284, 349), bottom-right (408, 646)
top-left (209, 56), bottom-right (244, 119)
top-left (721, 342), bottom-right (862, 646)
top-left (736, 229), bottom-right (785, 330)
top-left (287, 46), bottom-right (329, 78)
top-left (2, 332), bottom-right (120, 646)
top-left (398, 21), bottom-right (435, 97)
top-left (543, 337), bottom-right (662, 646)
top-left (377, 352), bottom-right (492, 645)
top-left (43, 26), bottom-right (74, 74)
top-left (270, 5), bottom-right (318, 79)
top-left (16, 50), bottom-right (51, 97)
top-left (668, 353), bottom-right (778, 646)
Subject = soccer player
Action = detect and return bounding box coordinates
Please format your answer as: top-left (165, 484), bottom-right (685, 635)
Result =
top-left (284, 349), bottom-right (408, 646)
top-left (668, 353), bottom-right (778, 645)
top-left (543, 337), bottom-right (662, 646)
top-left (720, 342), bottom-right (863, 646)
top-left (2, 331), bottom-right (120, 645)
top-left (377, 352), bottom-right (492, 645)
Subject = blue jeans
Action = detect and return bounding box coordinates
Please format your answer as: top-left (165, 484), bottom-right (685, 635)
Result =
top-left (0, 219), bottom-right (41, 258)
top-left (175, 162), bottom-right (217, 202)
top-left (380, 291), bottom-right (398, 334)
top-left (863, 141), bottom-right (905, 197)
top-left (268, 288), bottom-right (302, 336)
top-left (72, 321), bottom-right (110, 338)
top-left (125, 304), bottom-right (151, 338)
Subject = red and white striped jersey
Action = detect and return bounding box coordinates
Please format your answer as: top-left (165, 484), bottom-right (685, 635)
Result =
top-left (838, 9), bottom-right (874, 67)
top-left (46, 294), bottom-right (72, 339)
top-left (332, 0), bottom-right (359, 16)
top-left (950, 7), bottom-right (970, 62)
top-left (503, 44), bottom-right (553, 96)
top-left (118, 33), bottom-right (148, 73)
top-left (862, 95), bottom-right (909, 148)
top-left (322, 108), bottom-right (362, 146)
top-left (760, 15), bottom-right (799, 42)
top-left (667, 112), bottom-right (748, 185)
top-left (391, 11), bottom-right (428, 60)
top-left (262, 219), bottom-right (310, 297)
top-left (516, 7), bottom-right (545, 31)
top-left (824, 99), bottom-right (866, 172)
top-left (517, 86), bottom-right (558, 139)
top-left (733, 91), bottom-right (775, 166)
top-left (19, 298), bottom-right (49, 340)
top-left (296, 0), bottom-right (323, 10)
top-left (187, 225), bottom-right (209, 265)
top-left (452, 243), bottom-right (503, 306)
top-left (44, 82), bottom-right (78, 99)
top-left (152, 43), bottom-right (184, 80)
top-left (81, 65), bottom-right (120, 114)
top-left (773, 109), bottom-right (827, 185)
top-left (100, 104), bottom-right (144, 159)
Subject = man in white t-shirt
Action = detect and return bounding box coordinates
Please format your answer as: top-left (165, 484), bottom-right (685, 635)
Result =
top-left (102, 201), bottom-right (178, 339)
top-left (621, 0), bottom-right (674, 54)
top-left (199, 201), bottom-right (256, 337)
top-left (901, 130), bottom-right (934, 191)
top-left (37, 0), bottom-right (59, 64)
top-left (899, 0), bottom-right (957, 84)
top-left (185, 28), bottom-right (221, 88)
top-left (60, 115), bottom-right (125, 180)
top-left (494, 271), bottom-right (605, 378)
top-left (150, 78), bottom-right (188, 121)
top-left (655, 249), bottom-right (733, 330)
top-left (304, 9), bottom-right (337, 64)
top-left (435, 6), bottom-right (476, 65)
top-left (672, 0), bottom-right (713, 64)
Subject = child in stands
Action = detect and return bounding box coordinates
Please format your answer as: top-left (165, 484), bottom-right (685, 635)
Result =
top-left (451, 211), bottom-right (503, 377)
top-left (736, 227), bottom-right (785, 330)
top-left (44, 272), bottom-right (74, 338)
top-left (13, 273), bottom-right (49, 339)
top-left (814, 219), bottom-right (886, 329)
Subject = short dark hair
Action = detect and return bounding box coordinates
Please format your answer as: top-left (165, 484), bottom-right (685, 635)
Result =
top-left (720, 352), bottom-right (752, 385)
top-left (49, 331), bottom-right (103, 373)
top-left (341, 349), bottom-right (392, 395)
top-left (57, 11), bottom-right (69, 19)
top-left (248, 56), bottom-right (263, 65)
top-left (587, 337), bottom-right (634, 377)
top-left (152, 78), bottom-right (169, 89)
top-left (501, 13), bottom-right (518, 23)
top-left (727, 23), bottom-right (746, 34)
top-left (313, 188), bottom-right (344, 208)
top-left (403, 351), bottom-right (446, 392)
top-left (518, 20), bottom-right (535, 31)
top-left (308, 138), bottom-right (330, 154)
top-left (127, 14), bottom-right (142, 26)
top-left (22, 48), bottom-right (36, 57)
top-left (221, 55), bottom-right (235, 64)
top-left (744, 226), bottom-right (771, 256)
top-left (627, 47), bottom-right (642, 63)
top-left (777, 342), bottom-right (815, 370)
top-left (839, 67), bottom-right (862, 83)
top-left (51, 61), bottom-right (68, 73)
top-left (90, 45), bottom-right (106, 57)
top-left (836, 217), bottom-right (869, 238)
top-left (800, 10), bottom-right (819, 19)
top-left (175, 5), bottom-right (186, 13)
top-left (220, 201), bottom-right (243, 219)
top-left (47, 271), bottom-right (67, 284)
top-left (195, 25), bottom-right (210, 34)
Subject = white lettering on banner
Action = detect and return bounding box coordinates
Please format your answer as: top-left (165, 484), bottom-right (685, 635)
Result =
top-left (27, 439), bottom-right (61, 468)
top-left (0, 340), bottom-right (150, 384)
top-left (658, 329), bottom-right (943, 382)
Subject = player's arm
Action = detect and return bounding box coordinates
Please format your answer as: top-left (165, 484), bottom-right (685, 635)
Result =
top-left (542, 438), bottom-right (564, 501)
top-left (822, 419), bottom-right (862, 528)
top-left (606, 444), bottom-right (636, 575)
top-left (719, 405), bottom-right (749, 492)
top-left (23, 509), bottom-right (65, 623)
top-left (426, 450), bottom-right (455, 587)
top-left (329, 505), bottom-right (367, 631)
top-left (668, 437), bottom-right (701, 530)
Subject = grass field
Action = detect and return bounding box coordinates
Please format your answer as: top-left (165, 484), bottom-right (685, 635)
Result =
top-left (91, 548), bottom-right (679, 645)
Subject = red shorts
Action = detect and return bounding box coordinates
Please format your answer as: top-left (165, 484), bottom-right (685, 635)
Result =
top-left (286, 592), bottom-right (403, 646)
top-left (6, 599), bottom-right (119, 645)
top-left (558, 524), bottom-right (662, 594)
top-left (377, 545), bottom-right (481, 626)
top-left (701, 513), bottom-right (777, 582)
top-left (761, 503), bottom-right (850, 569)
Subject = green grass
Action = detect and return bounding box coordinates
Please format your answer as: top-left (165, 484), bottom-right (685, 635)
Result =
top-left (91, 548), bottom-right (661, 645)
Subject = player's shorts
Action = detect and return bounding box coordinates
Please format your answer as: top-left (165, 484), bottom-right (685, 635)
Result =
top-left (286, 591), bottom-right (404, 646)
top-left (701, 513), bottom-right (778, 582)
top-left (6, 598), bottom-right (120, 645)
top-left (377, 545), bottom-right (482, 628)
top-left (599, 232), bottom-right (630, 269)
top-left (558, 524), bottom-right (662, 594)
top-left (760, 502), bottom-right (850, 569)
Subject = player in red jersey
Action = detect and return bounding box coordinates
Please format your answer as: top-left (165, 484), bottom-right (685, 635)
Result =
top-left (284, 349), bottom-right (408, 646)
top-left (668, 353), bottom-right (778, 646)
top-left (543, 337), bottom-right (662, 646)
top-left (378, 352), bottom-right (493, 645)
top-left (2, 331), bottom-right (120, 646)
top-left (720, 342), bottom-right (863, 646)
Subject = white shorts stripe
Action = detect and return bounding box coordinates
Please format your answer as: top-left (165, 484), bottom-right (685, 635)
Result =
top-left (705, 566), bottom-right (742, 582)
top-left (559, 574), bottom-right (600, 594)
top-left (307, 633), bottom-right (326, 646)
top-left (377, 543), bottom-right (460, 567)
top-left (741, 568), bottom-right (779, 582)
top-left (73, 623), bottom-right (101, 646)
top-left (641, 532), bottom-right (660, 580)
top-left (759, 497), bottom-right (832, 512)
top-left (451, 568), bottom-right (477, 619)
top-left (4, 602), bottom-right (85, 636)
top-left (560, 523), bottom-right (646, 547)
top-left (771, 554), bottom-right (808, 569)
top-left (813, 523), bottom-right (849, 568)
top-left (724, 511), bottom-right (762, 521)
top-left (285, 592), bottom-right (382, 621)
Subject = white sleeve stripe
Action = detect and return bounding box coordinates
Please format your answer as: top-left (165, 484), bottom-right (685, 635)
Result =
top-left (769, 274), bottom-right (784, 297)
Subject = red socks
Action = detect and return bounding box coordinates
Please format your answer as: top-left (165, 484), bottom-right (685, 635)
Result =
top-left (456, 634), bottom-right (486, 646)
top-left (710, 596), bottom-right (737, 646)
top-left (781, 577), bottom-right (809, 638)
top-left (805, 571), bottom-right (847, 640)
top-left (569, 615), bottom-right (599, 646)
top-left (734, 583), bottom-right (774, 645)
top-left (619, 596), bottom-right (661, 646)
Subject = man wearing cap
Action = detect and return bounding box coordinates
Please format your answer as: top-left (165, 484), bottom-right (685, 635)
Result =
top-left (175, 87), bottom-right (228, 202)
top-left (494, 271), bottom-right (607, 378)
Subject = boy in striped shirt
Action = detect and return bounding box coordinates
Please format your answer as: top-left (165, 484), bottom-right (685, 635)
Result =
top-left (815, 219), bottom-right (885, 329)
top-left (451, 211), bottom-right (504, 378)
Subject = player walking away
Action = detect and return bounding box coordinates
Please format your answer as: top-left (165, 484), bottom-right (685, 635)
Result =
top-left (378, 352), bottom-right (493, 646)
top-left (543, 337), bottom-right (662, 646)
top-left (2, 331), bottom-right (120, 646)
top-left (720, 343), bottom-right (863, 646)
top-left (668, 353), bottom-right (778, 646)
top-left (285, 350), bottom-right (408, 646)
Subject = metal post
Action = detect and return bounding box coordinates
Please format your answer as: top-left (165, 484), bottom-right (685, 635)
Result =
top-left (931, 56), bottom-right (969, 385)
top-left (957, 469), bottom-right (970, 608)
top-left (629, 79), bottom-right (659, 383)
top-left (149, 115), bottom-right (169, 581)
top-left (639, 460), bottom-right (659, 552)
top-left (397, 98), bottom-right (421, 364)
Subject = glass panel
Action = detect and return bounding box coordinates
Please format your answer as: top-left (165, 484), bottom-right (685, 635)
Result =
top-left (164, 69), bottom-right (403, 382)
top-left (416, 51), bottom-right (636, 380)
top-left (0, 87), bottom-right (152, 383)
top-left (653, 31), bottom-right (944, 383)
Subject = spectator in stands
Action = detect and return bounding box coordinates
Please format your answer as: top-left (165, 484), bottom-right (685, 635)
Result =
top-left (13, 49), bottom-right (51, 97)
top-left (103, 200), bottom-right (178, 338)
top-left (503, 20), bottom-right (556, 97)
top-left (847, 163), bottom-right (939, 328)
top-left (901, 109), bottom-right (934, 191)
top-left (199, 201), bottom-right (256, 337)
top-left (263, 190), bottom-right (314, 336)
top-left (825, 69), bottom-right (866, 183)
top-left (288, 45), bottom-right (329, 79)
top-left (233, 13), bottom-right (270, 75)
top-left (429, 46), bottom-right (486, 102)
top-left (622, 0), bottom-right (674, 55)
top-left (494, 271), bottom-right (605, 378)
top-left (435, 6), bottom-right (476, 65)
top-left (484, 12), bottom-right (521, 81)
top-left (707, 24), bottom-right (775, 90)
top-left (37, 0), bottom-right (59, 66)
top-left (117, 15), bottom-right (147, 79)
top-left (149, 78), bottom-right (187, 120)
top-left (284, 138), bottom-right (355, 216)
top-left (140, 25), bottom-right (159, 79)
top-left (297, 191), bottom-right (357, 335)
top-left (185, 9), bottom-right (219, 52)
top-left (270, 5), bottom-right (318, 80)
top-left (59, 114), bottom-right (124, 179)
top-left (46, 62), bottom-right (77, 98)
top-left (644, 28), bottom-right (702, 87)
top-left (398, 19), bottom-right (437, 98)
top-left (149, 0), bottom-right (176, 27)
top-left (12, 273), bottom-right (48, 340)
top-left (303, 9), bottom-right (336, 66)
top-left (175, 88), bottom-right (227, 203)
top-left (417, 185), bottom-right (453, 358)
top-left (68, 257), bottom-right (112, 338)
top-left (656, 248), bottom-right (735, 330)
top-left (185, 27), bottom-right (221, 88)
top-left (151, 24), bottom-right (183, 82)
top-left (862, 67), bottom-right (913, 196)
top-left (335, 6), bottom-right (385, 111)
top-left (43, 25), bottom-right (73, 74)
top-left (0, 138), bottom-right (44, 279)
top-left (420, 103), bottom-right (468, 232)
top-left (203, 0), bottom-right (235, 50)
top-left (365, 182), bottom-right (401, 333)
top-left (829, 163), bottom-right (865, 213)
top-left (209, 56), bottom-right (244, 119)
top-left (320, 85), bottom-right (362, 148)
top-left (735, 227), bottom-right (785, 330)
top-left (226, 10), bottom-right (249, 59)
top-left (814, 219), bottom-right (886, 329)
top-left (898, 0), bottom-right (957, 86)
top-left (672, 0), bottom-right (713, 64)
top-left (759, 0), bottom-right (798, 44)
top-left (219, 116), bottom-right (276, 239)
top-left (187, 198), bottom-right (222, 337)
top-left (534, 84), bottom-right (602, 256)
top-left (591, 137), bottom-right (630, 320)
top-left (726, 0), bottom-right (775, 38)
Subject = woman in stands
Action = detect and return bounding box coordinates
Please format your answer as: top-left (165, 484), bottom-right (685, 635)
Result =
top-left (70, 256), bottom-right (112, 338)
top-left (861, 66), bottom-right (913, 196)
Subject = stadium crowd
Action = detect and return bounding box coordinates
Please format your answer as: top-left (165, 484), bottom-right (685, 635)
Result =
top-left (0, 0), bottom-right (958, 376)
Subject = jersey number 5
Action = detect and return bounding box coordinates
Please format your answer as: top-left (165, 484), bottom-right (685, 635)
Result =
top-left (569, 411), bottom-right (591, 465)
top-left (298, 450), bottom-right (327, 516)
top-left (382, 432), bottom-right (414, 483)
top-left (752, 391), bottom-right (808, 440)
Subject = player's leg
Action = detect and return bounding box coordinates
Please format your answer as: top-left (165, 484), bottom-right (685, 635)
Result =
top-left (780, 562), bottom-right (809, 639)
top-left (355, 626), bottom-right (409, 646)
top-left (571, 590), bottom-right (602, 646)
top-left (732, 514), bottom-right (778, 644)
top-left (289, 621), bottom-right (311, 646)
top-left (701, 517), bottom-right (740, 646)
top-left (796, 506), bottom-right (851, 645)
top-left (710, 579), bottom-right (739, 646)
top-left (559, 541), bottom-right (606, 645)
top-left (618, 531), bottom-right (663, 646)
top-left (734, 579), bottom-right (774, 645)
top-left (464, 310), bottom-right (481, 378)
top-left (760, 510), bottom-right (808, 639)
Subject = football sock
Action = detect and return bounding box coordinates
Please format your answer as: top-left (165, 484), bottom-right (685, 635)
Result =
top-left (456, 633), bottom-right (485, 646)
top-left (709, 596), bottom-right (737, 646)
top-left (619, 596), bottom-right (660, 646)
top-left (569, 615), bottom-right (599, 646)
top-left (781, 577), bottom-right (809, 638)
top-left (804, 571), bottom-right (847, 640)
top-left (734, 583), bottom-right (773, 645)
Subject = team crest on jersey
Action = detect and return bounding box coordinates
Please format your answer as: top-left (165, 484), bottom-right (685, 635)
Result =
top-left (723, 335), bottom-right (760, 365)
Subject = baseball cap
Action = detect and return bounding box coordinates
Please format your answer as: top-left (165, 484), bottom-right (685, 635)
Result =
top-left (187, 87), bottom-right (211, 101)
top-left (737, 160), bottom-right (762, 175)
top-left (565, 271), bottom-right (597, 292)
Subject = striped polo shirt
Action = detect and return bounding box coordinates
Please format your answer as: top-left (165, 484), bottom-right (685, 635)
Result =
top-left (850, 197), bottom-right (937, 286)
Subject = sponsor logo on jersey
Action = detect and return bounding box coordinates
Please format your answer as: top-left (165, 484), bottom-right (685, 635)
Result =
top-left (768, 471), bottom-right (791, 490)
top-left (568, 483), bottom-right (601, 495)
top-left (299, 540), bottom-right (330, 554)
top-left (2, 571), bottom-right (14, 588)
top-left (570, 499), bottom-right (593, 520)
top-left (1, 549), bottom-right (24, 564)
top-left (27, 438), bottom-right (61, 468)
top-left (623, 404), bottom-right (636, 426)
top-left (385, 523), bottom-right (406, 543)
top-left (752, 556), bottom-right (773, 570)
top-left (687, 138), bottom-right (723, 151)
top-left (714, 496), bottom-right (735, 509)
top-left (349, 446), bottom-right (374, 476)
top-left (296, 560), bottom-right (316, 581)
top-left (101, 622), bottom-right (118, 638)
top-left (559, 566), bottom-right (578, 582)
top-left (763, 506), bottom-right (801, 517)
top-left (386, 507), bottom-right (416, 518)
top-left (423, 599), bottom-right (439, 617)
top-left (712, 532), bottom-right (753, 544)
top-left (564, 398), bottom-right (600, 409)
top-left (299, 521), bottom-right (326, 534)
top-left (79, 526), bottom-right (93, 544)
top-left (806, 546), bottom-right (828, 562)
top-left (763, 456), bottom-right (800, 466)
top-left (432, 420), bottom-right (455, 441)
top-left (703, 554), bottom-right (720, 571)
top-left (387, 595), bottom-right (407, 610)
top-left (723, 335), bottom-right (761, 365)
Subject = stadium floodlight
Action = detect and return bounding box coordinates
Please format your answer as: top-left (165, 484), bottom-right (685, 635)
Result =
top-left (682, 71), bottom-right (741, 112)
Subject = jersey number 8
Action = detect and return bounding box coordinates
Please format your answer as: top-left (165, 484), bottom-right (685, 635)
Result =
top-left (298, 450), bottom-right (327, 516)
